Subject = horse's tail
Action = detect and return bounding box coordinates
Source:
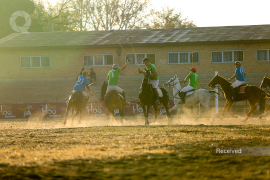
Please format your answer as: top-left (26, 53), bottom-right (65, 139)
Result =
top-left (160, 87), bottom-right (169, 102)
top-left (208, 90), bottom-right (220, 95)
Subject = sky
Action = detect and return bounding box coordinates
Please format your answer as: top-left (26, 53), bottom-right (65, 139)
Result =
top-left (46, 0), bottom-right (270, 27)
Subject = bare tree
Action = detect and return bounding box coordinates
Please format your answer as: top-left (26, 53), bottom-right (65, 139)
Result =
top-left (145, 6), bottom-right (196, 29)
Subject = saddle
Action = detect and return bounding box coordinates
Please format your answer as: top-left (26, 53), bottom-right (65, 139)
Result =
top-left (105, 90), bottom-right (124, 100)
top-left (150, 87), bottom-right (163, 97)
top-left (235, 84), bottom-right (248, 94)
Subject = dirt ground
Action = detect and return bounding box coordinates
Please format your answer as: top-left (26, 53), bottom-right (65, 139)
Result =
top-left (1, 114), bottom-right (270, 179)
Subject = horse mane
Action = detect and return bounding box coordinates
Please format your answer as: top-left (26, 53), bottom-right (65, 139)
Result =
top-left (215, 74), bottom-right (233, 85)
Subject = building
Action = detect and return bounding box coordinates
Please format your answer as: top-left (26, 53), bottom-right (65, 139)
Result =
top-left (0, 25), bottom-right (270, 103)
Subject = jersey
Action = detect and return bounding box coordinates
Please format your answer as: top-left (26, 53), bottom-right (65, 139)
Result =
top-left (146, 64), bottom-right (158, 80)
top-left (108, 69), bottom-right (121, 86)
top-left (235, 66), bottom-right (245, 81)
top-left (73, 75), bottom-right (89, 92)
top-left (187, 72), bottom-right (199, 89)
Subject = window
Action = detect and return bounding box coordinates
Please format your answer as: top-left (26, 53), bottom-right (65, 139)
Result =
top-left (211, 50), bottom-right (244, 63)
top-left (125, 53), bottom-right (156, 65)
top-left (20, 56), bottom-right (51, 68)
top-left (168, 52), bottom-right (199, 64)
top-left (257, 50), bottom-right (270, 61)
top-left (83, 54), bottom-right (114, 66)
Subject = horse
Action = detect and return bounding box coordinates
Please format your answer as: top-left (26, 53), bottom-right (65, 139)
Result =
top-left (104, 90), bottom-right (124, 124)
top-left (163, 75), bottom-right (218, 120)
top-left (258, 75), bottom-right (270, 119)
top-left (208, 74), bottom-right (270, 120)
top-left (63, 92), bottom-right (85, 125)
top-left (139, 69), bottom-right (170, 125)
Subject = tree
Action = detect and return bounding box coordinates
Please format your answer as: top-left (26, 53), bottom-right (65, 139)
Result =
top-left (0, 0), bottom-right (35, 39)
top-left (30, 0), bottom-right (75, 32)
top-left (145, 6), bottom-right (196, 29)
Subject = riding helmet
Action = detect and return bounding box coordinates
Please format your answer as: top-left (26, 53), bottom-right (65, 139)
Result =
top-left (82, 70), bottom-right (89, 76)
top-left (112, 64), bottom-right (120, 69)
top-left (142, 58), bottom-right (150, 64)
top-left (234, 61), bottom-right (241, 65)
top-left (190, 67), bottom-right (197, 72)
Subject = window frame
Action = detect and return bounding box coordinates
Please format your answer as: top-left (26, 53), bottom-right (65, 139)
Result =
top-left (211, 50), bottom-right (244, 63)
top-left (256, 49), bottom-right (270, 62)
top-left (168, 51), bottom-right (200, 64)
top-left (20, 56), bottom-right (51, 68)
top-left (125, 53), bottom-right (156, 65)
top-left (83, 54), bottom-right (114, 66)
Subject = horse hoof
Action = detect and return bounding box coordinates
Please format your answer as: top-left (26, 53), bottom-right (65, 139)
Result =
top-left (243, 116), bottom-right (249, 121)
top-left (258, 116), bottom-right (263, 119)
top-left (233, 115), bottom-right (238, 118)
top-left (220, 116), bottom-right (224, 120)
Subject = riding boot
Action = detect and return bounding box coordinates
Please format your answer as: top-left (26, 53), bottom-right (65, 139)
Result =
top-left (83, 97), bottom-right (89, 109)
top-left (178, 92), bottom-right (186, 104)
top-left (152, 88), bottom-right (160, 105)
top-left (121, 91), bottom-right (130, 106)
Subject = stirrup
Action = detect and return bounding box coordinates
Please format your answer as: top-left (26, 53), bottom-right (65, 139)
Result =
top-left (155, 100), bottom-right (160, 105)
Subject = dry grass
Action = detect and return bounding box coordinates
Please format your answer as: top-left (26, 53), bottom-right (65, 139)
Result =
top-left (1, 116), bottom-right (270, 179)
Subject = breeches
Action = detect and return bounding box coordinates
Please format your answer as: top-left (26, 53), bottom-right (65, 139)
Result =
top-left (106, 86), bottom-right (123, 93)
top-left (72, 90), bottom-right (88, 98)
top-left (150, 80), bottom-right (159, 89)
top-left (181, 85), bottom-right (194, 92)
top-left (231, 80), bottom-right (245, 88)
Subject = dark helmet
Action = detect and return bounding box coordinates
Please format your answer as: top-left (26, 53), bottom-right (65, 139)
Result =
top-left (234, 61), bottom-right (241, 66)
top-left (142, 58), bottom-right (150, 64)
top-left (82, 70), bottom-right (89, 76)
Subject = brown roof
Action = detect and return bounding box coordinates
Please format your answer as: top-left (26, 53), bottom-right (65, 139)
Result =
top-left (1, 24), bottom-right (270, 49)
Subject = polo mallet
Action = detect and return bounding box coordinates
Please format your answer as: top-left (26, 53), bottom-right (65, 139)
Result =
top-left (110, 29), bottom-right (127, 54)
top-left (128, 36), bottom-right (139, 68)
top-left (190, 52), bottom-right (195, 68)
top-left (90, 93), bottom-right (107, 113)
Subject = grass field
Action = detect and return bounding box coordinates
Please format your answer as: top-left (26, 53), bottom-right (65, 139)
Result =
top-left (1, 115), bottom-right (270, 179)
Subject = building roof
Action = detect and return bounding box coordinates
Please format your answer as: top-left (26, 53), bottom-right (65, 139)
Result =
top-left (1, 24), bottom-right (270, 49)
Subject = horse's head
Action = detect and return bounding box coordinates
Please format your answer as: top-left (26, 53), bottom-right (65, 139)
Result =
top-left (143, 68), bottom-right (152, 83)
top-left (260, 75), bottom-right (270, 88)
top-left (208, 74), bottom-right (220, 88)
top-left (163, 75), bottom-right (179, 88)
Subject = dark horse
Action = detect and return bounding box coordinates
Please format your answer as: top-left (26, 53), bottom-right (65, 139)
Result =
top-left (139, 69), bottom-right (170, 125)
top-left (258, 75), bottom-right (270, 118)
top-left (104, 90), bottom-right (124, 124)
top-left (208, 74), bottom-right (270, 120)
top-left (63, 92), bottom-right (85, 125)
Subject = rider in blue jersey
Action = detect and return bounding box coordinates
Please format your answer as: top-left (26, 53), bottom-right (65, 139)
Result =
top-left (72, 70), bottom-right (92, 108)
top-left (228, 61), bottom-right (246, 100)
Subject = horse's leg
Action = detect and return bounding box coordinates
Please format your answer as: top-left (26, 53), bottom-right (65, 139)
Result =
top-left (226, 101), bottom-right (236, 118)
top-left (63, 105), bottom-right (71, 125)
top-left (78, 108), bottom-right (82, 124)
top-left (245, 102), bottom-right (256, 120)
top-left (120, 105), bottom-right (124, 125)
top-left (163, 101), bottom-right (171, 124)
top-left (220, 101), bottom-right (229, 119)
top-left (153, 105), bottom-right (158, 124)
top-left (259, 104), bottom-right (270, 119)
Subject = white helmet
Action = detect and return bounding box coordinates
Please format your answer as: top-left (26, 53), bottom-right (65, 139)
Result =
top-left (112, 64), bottom-right (120, 69)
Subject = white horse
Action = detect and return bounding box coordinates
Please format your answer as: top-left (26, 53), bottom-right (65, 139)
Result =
top-left (163, 75), bottom-right (217, 120)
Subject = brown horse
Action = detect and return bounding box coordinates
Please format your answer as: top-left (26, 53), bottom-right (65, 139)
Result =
top-left (208, 74), bottom-right (270, 120)
top-left (259, 75), bottom-right (270, 118)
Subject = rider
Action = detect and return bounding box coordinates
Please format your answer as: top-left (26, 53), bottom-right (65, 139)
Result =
top-left (138, 58), bottom-right (160, 105)
top-left (228, 61), bottom-right (246, 100)
top-left (106, 61), bottom-right (130, 105)
top-left (179, 67), bottom-right (200, 104)
top-left (72, 70), bottom-right (92, 108)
